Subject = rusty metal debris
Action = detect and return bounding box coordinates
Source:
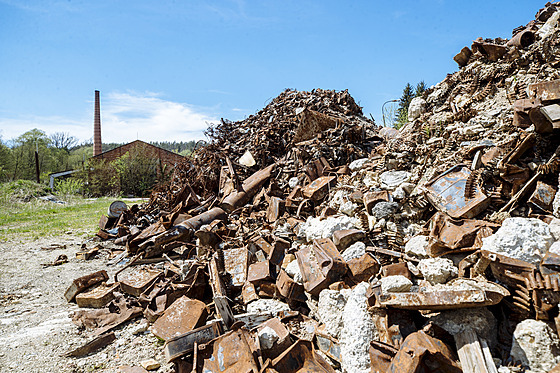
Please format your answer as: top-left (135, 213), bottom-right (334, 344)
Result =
top-left (60, 5), bottom-right (560, 370)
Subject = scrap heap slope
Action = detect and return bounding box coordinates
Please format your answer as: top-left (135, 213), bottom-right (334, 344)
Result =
top-left (69, 3), bottom-right (560, 372)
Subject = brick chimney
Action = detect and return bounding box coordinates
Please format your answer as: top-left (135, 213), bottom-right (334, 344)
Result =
top-left (93, 90), bottom-right (102, 156)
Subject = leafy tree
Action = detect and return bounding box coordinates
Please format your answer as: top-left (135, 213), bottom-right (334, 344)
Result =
top-left (50, 132), bottom-right (78, 152)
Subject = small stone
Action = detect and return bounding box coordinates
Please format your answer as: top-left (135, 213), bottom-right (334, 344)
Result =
top-left (380, 275), bottom-right (413, 293)
top-left (132, 319), bottom-right (149, 335)
top-left (247, 299), bottom-right (290, 315)
top-left (140, 359), bottom-right (160, 371)
top-left (418, 258), bottom-right (458, 285)
top-left (379, 170), bottom-right (411, 190)
top-left (258, 326), bottom-right (279, 350)
top-left (349, 158), bottom-right (370, 171)
top-left (288, 177), bottom-right (299, 189)
top-left (408, 97), bottom-right (426, 121)
top-left (511, 319), bottom-right (560, 372)
top-left (404, 235), bottom-right (429, 258)
top-left (285, 259), bottom-right (303, 284)
top-left (342, 242), bottom-right (366, 262)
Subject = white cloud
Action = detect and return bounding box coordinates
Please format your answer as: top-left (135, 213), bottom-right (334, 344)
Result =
top-left (101, 91), bottom-right (218, 143)
top-left (0, 91), bottom-right (218, 144)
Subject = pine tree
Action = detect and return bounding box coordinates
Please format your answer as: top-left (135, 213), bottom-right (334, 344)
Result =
top-left (394, 83), bottom-right (414, 129)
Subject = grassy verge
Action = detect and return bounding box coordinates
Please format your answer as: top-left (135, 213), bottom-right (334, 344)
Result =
top-left (0, 180), bottom-right (144, 242)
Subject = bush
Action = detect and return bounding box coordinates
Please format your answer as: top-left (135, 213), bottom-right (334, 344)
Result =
top-left (54, 178), bottom-right (83, 196)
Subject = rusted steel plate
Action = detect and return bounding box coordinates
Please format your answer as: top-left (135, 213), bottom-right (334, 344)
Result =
top-left (224, 247), bottom-right (249, 288)
top-left (381, 262), bottom-right (412, 280)
top-left (302, 176), bottom-right (336, 201)
top-left (422, 164), bottom-right (490, 219)
top-left (528, 79), bottom-right (560, 102)
top-left (316, 331), bottom-right (341, 363)
top-left (120, 269), bottom-right (163, 298)
top-left (294, 108), bottom-right (340, 143)
top-left (347, 253), bottom-right (380, 282)
top-left (248, 260), bottom-right (273, 284)
top-left (387, 331), bottom-right (461, 373)
top-left (377, 288), bottom-right (506, 310)
top-left (65, 270), bottom-right (109, 302)
top-left (276, 269), bottom-right (306, 302)
top-left (76, 282), bottom-right (119, 309)
top-left (242, 281), bottom-right (259, 304)
top-left (164, 321), bottom-right (223, 362)
top-left (332, 229), bottom-right (365, 251)
top-left (201, 328), bottom-right (259, 373)
top-left (529, 181), bottom-right (556, 211)
top-left (363, 190), bottom-right (391, 214)
top-left (271, 339), bottom-right (336, 373)
top-left (150, 296), bottom-right (208, 341)
top-left (267, 196), bottom-right (285, 223)
top-left (64, 332), bottom-right (116, 358)
top-left (296, 238), bottom-right (347, 296)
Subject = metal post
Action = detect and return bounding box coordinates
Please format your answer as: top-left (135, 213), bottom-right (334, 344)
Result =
top-left (34, 141), bottom-right (40, 183)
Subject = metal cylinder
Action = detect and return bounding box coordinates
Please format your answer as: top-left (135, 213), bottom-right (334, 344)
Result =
top-left (507, 30), bottom-right (535, 49)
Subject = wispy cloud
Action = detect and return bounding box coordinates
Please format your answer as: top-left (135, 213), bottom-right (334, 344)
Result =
top-left (0, 91), bottom-right (218, 144)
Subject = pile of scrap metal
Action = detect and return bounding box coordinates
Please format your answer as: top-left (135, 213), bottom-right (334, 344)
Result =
top-left (65, 3), bottom-right (560, 372)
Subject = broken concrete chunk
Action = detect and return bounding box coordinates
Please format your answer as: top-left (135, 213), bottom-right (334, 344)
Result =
top-left (246, 299), bottom-right (290, 315)
top-left (140, 359), bottom-right (160, 371)
top-left (380, 275), bottom-right (413, 293)
top-left (341, 241), bottom-right (366, 262)
top-left (258, 326), bottom-right (279, 350)
top-left (481, 217), bottom-right (555, 265)
top-left (75, 282), bottom-right (119, 309)
top-left (404, 235), bottom-right (429, 258)
top-left (349, 158), bottom-right (370, 171)
top-left (285, 259), bottom-right (303, 284)
top-left (418, 258), bottom-right (458, 285)
top-left (64, 270), bottom-right (109, 302)
top-left (379, 170), bottom-right (411, 190)
top-left (408, 97), bottom-right (426, 121)
top-left (318, 289), bottom-right (349, 339)
top-left (371, 201), bottom-right (399, 219)
top-left (298, 215), bottom-right (358, 241)
top-left (511, 319), bottom-right (560, 372)
top-left (340, 282), bottom-right (378, 373)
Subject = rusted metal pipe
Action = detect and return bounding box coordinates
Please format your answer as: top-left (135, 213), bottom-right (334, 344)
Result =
top-left (507, 30), bottom-right (535, 49)
top-left (221, 164), bottom-right (275, 212)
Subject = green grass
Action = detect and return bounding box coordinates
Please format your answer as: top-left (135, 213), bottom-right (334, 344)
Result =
top-left (0, 181), bottom-right (144, 242)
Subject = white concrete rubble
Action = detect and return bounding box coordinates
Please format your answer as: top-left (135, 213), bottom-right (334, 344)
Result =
top-left (408, 97), bottom-right (426, 121)
top-left (511, 319), bottom-right (560, 372)
top-left (285, 259), bottom-right (303, 284)
top-left (340, 282), bottom-right (378, 373)
top-left (404, 235), bottom-right (429, 258)
top-left (258, 326), bottom-right (279, 350)
top-left (418, 258), bottom-right (458, 284)
top-left (317, 289), bottom-right (350, 339)
top-left (380, 275), bottom-right (413, 293)
top-left (554, 188), bottom-right (560, 218)
top-left (247, 299), bottom-right (290, 315)
top-left (349, 158), bottom-right (370, 171)
top-left (379, 170), bottom-right (411, 190)
top-left (481, 217), bottom-right (555, 265)
top-left (342, 241), bottom-right (366, 262)
top-left (429, 308), bottom-right (497, 348)
top-left (298, 215), bottom-right (358, 242)
top-left (549, 218), bottom-right (560, 241)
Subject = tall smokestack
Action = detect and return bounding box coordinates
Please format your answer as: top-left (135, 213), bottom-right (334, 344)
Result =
top-left (93, 90), bottom-right (102, 156)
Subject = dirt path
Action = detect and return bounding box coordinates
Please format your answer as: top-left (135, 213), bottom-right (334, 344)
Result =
top-left (0, 235), bottom-right (171, 373)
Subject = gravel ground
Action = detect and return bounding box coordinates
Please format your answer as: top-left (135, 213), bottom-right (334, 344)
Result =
top-left (0, 234), bottom-right (173, 373)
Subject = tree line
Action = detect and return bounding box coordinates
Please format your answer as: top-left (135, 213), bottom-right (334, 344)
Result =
top-left (0, 129), bottom-right (197, 183)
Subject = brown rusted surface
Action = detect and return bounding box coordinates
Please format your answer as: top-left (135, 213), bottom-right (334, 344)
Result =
top-left (201, 328), bottom-right (259, 373)
top-left (507, 29), bottom-right (535, 48)
top-left (426, 212), bottom-right (498, 257)
top-left (347, 253), bottom-right (380, 282)
top-left (296, 238), bottom-right (348, 296)
top-left (453, 46), bottom-right (472, 67)
top-left (332, 229), bottom-right (365, 251)
top-left (315, 330), bottom-right (341, 364)
top-left (276, 269), bottom-right (306, 303)
top-left (221, 164), bottom-right (276, 212)
top-left (257, 317), bottom-right (291, 358)
top-left (294, 108), bottom-right (341, 143)
top-left (381, 262), bottom-right (412, 280)
top-left (267, 196), bottom-right (285, 223)
top-left (271, 339), bottom-right (336, 373)
top-left (388, 331), bottom-right (461, 373)
top-left (75, 282), bottom-right (119, 309)
top-left (164, 321), bottom-right (223, 363)
top-left (363, 190), bottom-right (390, 214)
top-left (223, 247), bottom-right (249, 288)
top-left (370, 340), bottom-right (398, 373)
top-left (242, 281), bottom-right (259, 304)
top-left (64, 332), bottom-right (116, 358)
top-left (150, 296), bottom-right (208, 341)
top-left (64, 270), bottom-right (109, 302)
top-left (119, 269), bottom-right (163, 298)
top-left (248, 260), bottom-right (273, 285)
top-left (528, 79), bottom-right (560, 103)
top-left (377, 286), bottom-right (507, 311)
top-left (471, 40), bottom-right (507, 62)
top-left (528, 181), bottom-right (556, 211)
top-left (302, 176), bottom-right (336, 201)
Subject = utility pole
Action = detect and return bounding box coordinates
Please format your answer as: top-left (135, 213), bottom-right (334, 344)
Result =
top-left (34, 141), bottom-right (40, 183)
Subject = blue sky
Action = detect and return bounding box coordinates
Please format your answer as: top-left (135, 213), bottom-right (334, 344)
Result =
top-left (0, 0), bottom-right (547, 144)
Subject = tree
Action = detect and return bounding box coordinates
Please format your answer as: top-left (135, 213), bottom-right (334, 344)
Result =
top-left (394, 81), bottom-right (428, 129)
top-left (50, 132), bottom-right (78, 152)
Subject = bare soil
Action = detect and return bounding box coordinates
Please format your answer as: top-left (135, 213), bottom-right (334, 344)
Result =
top-left (0, 234), bottom-right (172, 373)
